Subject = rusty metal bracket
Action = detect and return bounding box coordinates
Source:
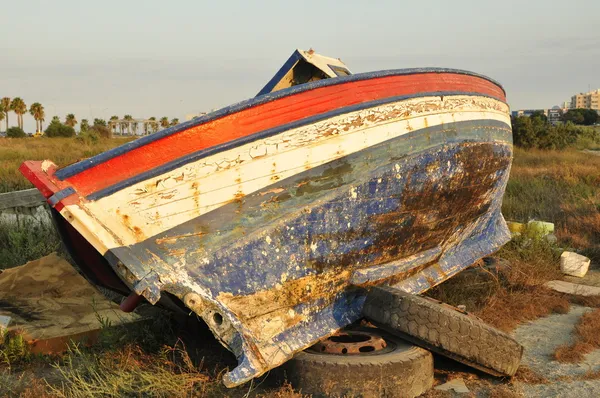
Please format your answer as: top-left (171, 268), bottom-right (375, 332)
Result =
top-left (132, 270), bottom-right (162, 304)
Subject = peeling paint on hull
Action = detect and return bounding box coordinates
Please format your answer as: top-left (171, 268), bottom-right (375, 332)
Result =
top-left (20, 69), bottom-right (513, 387)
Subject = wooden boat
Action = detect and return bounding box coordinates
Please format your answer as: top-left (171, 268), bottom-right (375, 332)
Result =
top-left (21, 50), bottom-right (513, 387)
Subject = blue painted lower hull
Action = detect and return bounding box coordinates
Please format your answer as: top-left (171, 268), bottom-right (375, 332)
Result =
top-left (107, 118), bottom-right (512, 385)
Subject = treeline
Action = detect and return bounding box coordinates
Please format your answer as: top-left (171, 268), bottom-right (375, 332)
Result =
top-left (1, 96), bottom-right (180, 138)
top-left (512, 109), bottom-right (600, 150)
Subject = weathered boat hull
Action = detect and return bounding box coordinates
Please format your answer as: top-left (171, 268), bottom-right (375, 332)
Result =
top-left (21, 69), bottom-right (512, 386)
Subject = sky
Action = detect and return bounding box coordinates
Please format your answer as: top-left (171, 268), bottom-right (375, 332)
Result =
top-left (1, 0), bottom-right (599, 132)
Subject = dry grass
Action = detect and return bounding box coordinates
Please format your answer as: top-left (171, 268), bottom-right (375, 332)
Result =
top-left (503, 148), bottom-right (600, 257)
top-left (48, 343), bottom-right (211, 398)
top-left (578, 369), bottom-right (600, 380)
top-left (258, 383), bottom-right (309, 398)
top-left (430, 148), bottom-right (600, 332)
top-left (513, 366), bottom-right (549, 385)
top-left (553, 308), bottom-right (600, 363)
top-left (428, 233), bottom-right (569, 332)
top-left (487, 386), bottom-right (524, 398)
top-left (0, 137), bottom-right (135, 193)
top-left (476, 288), bottom-right (570, 332)
top-left (0, 371), bottom-right (58, 398)
top-left (0, 313), bottom-right (306, 398)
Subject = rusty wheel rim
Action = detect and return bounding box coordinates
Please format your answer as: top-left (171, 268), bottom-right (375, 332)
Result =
top-left (309, 330), bottom-right (388, 355)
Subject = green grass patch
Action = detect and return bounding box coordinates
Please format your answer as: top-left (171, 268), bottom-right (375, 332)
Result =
top-left (0, 220), bottom-right (62, 270)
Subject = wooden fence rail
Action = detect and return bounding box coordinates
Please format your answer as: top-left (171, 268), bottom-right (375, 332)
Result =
top-left (0, 189), bottom-right (45, 211)
top-left (0, 189), bottom-right (50, 225)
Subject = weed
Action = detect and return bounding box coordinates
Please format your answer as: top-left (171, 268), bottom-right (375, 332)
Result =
top-left (0, 220), bottom-right (62, 270)
top-left (0, 331), bottom-right (31, 370)
top-left (49, 343), bottom-right (210, 398)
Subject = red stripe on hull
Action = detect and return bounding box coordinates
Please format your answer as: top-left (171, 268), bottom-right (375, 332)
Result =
top-left (65, 73), bottom-right (505, 196)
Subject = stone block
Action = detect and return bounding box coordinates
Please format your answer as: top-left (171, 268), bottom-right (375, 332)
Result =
top-left (560, 251), bottom-right (591, 278)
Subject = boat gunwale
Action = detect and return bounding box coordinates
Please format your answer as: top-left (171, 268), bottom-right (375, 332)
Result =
top-left (54, 68), bottom-right (506, 182)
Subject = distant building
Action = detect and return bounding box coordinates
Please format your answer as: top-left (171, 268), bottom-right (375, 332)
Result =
top-left (570, 89), bottom-right (600, 111)
top-left (511, 109), bottom-right (548, 118)
top-left (511, 108), bottom-right (563, 125)
top-left (547, 108), bottom-right (564, 125)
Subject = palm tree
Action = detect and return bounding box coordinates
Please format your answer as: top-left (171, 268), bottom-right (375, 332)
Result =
top-left (170, 118), bottom-right (179, 127)
top-left (29, 103), bottom-right (45, 133)
top-left (1, 97), bottom-right (10, 131)
top-left (160, 116), bottom-right (169, 129)
top-left (65, 113), bottom-right (77, 128)
top-left (109, 115), bottom-right (119, 135)
top-left (10, 97), bottom-right (27, 129)
top-left (80, 119), bottom-right (89, 133)
top-left (51, 116), bottom-right (60, 124)
top-left (123, 115), bottom-right (133, 135)
top-left (0, 105), bottom-right (5, 130)
top-left (148, 116), bottom-right (158, 134)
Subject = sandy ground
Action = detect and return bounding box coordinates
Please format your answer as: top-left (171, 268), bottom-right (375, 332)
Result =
top-left (512, 305), bottom-right (600, 397)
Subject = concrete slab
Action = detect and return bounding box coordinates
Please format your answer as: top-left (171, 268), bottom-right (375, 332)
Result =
top-left (565, 269), bottom-right (600, 288)
top-left (545, 280), bottom-right (600, 297)
top-left (0, 253), bottom-right (140, 354)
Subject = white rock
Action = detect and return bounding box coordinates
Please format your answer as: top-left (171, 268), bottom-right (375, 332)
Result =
top-left (560, 251), bottom-right (591, 278)
top-left (434, 378), bottom-right (470, 394)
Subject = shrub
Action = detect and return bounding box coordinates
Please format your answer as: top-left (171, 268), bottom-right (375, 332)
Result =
top-left (6, 127), bottom-right (26, 138)
top-left (563, 109), bottom-right (599, 126)
top-left (88, 125), bottom-right (112, 139)
top-left (76, 130), bottom-right (100, 145)
top-left (512, 116), bottom-right (599, 150)
top-left (45, 121), bottom-right (76, 137)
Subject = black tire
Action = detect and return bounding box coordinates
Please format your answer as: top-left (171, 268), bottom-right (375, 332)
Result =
top-left (363, 286), bottom-right (523, 377)
top-left (278, 327), bottom-right (433, 398)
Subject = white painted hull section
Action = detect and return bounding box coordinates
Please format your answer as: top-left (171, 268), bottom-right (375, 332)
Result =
top-left (73, 95), bottom-right (510, 249)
